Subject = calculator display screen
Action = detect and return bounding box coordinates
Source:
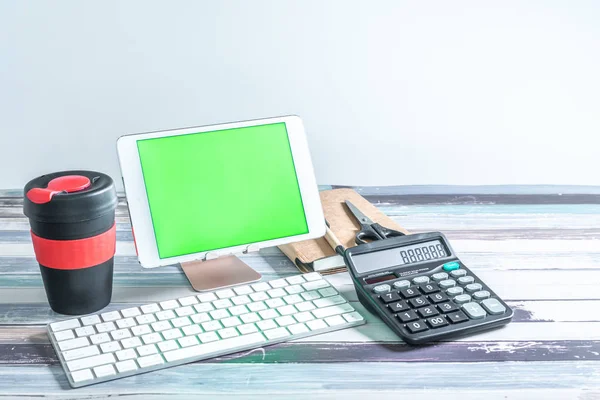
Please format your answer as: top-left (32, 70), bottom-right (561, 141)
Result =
top-left (351, 239), bottom-right (450, 274)
top-left (398, 240), bottom-right (448, 265)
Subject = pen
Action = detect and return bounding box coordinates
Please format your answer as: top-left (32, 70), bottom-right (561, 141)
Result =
top-left (324, 220), bottom-right (345, 256)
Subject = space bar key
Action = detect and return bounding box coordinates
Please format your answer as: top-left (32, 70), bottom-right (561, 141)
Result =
top-left (163, 333), bottom-right (267, 362)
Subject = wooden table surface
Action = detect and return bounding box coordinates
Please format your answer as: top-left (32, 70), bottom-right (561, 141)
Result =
top-left (1, 186), bottom-right (600, 399)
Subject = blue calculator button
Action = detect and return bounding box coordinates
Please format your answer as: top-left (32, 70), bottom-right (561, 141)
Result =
top-left (443, 262), bottom-right (460, 271)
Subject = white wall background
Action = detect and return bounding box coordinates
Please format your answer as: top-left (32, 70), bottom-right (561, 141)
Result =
top-left (1, 0), bottom-right (599, 190)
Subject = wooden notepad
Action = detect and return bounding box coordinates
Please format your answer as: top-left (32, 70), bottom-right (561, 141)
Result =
top-left (278, 188), bottom-right (410, 274)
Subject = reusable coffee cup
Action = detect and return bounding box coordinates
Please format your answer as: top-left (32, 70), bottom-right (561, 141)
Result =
top-left (23, 171), bottom-right (118, 315)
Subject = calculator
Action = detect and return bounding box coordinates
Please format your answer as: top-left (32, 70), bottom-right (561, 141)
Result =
top-left (344, 232), bottom-right (513, 344)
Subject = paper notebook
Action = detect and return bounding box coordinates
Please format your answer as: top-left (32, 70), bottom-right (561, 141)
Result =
top-left (278, 188), bottom-right (410, 274)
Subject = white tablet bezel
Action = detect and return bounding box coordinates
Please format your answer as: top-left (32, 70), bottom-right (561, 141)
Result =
top-left (117, 115), bottom-right (325, 268)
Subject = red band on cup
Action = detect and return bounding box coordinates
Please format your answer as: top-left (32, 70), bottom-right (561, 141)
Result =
top-left (31, 224), bottom-right (116, 270)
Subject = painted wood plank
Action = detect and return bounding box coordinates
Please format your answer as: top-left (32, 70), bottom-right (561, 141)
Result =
top-left (0, 362), bottom-right (599, 395)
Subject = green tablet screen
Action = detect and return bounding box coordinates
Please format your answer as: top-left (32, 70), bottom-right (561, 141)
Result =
top-left (137, 122), bottom-right (309, 259)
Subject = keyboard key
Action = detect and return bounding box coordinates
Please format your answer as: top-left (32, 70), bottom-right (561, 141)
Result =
top-left (120, 307), bottom-right (141, 318)
top-left (465, 283), bottom-right (483, 293)
top-left (238, 323), bottom-right (259, 335)
top-left (140, 304), bottom-right (161, 314)
top-left (151, 320), bottom-right (172, 332)
top-left (175, 306), bottom-right (195, 317)
top-left (428, 292), bottom-right (448, 304)
top-left (137, 354), bottom-right (165, 368)
top-left (136, 344), bottom-right (158, 356)
top-left (400, 287), bottom-right (419, 298)
top-left (419, 283), bottom-right (439, 294)
top-left (412, 276), bottom-right (430, 285)
top-left (286, 275), bottom-right (306, 285)
top-left (267, 288), bottom-right (287, 298)
top-left (182, 324), bottom-right (203, 336)
top-left (301, 291), bottom-right (321, 301)
top-left (259, 309), bottom-right (279, 320)
top-left (229, 305), bottom-right (249, 316)
top-left (90, 333), bottom-right (111, 345)
top-left (294, 311), bottom-right (314, 323)
top-left (408, 296), bottom-right (429, 308)
top-left (233, 285), bottom-right (254, 295)
top-left (251, 282), bottom-right (271, 292)
top-left (194, 303), bottom-right (214, 313)
top-left (312, 304), bottom-right (353, 319)
top-left (121, 337), bottom-right (142, 349)
top-left (158, 340), bottom-right (179, 352)
top-left (314, 295), bottom-right (345, 308)
top-left (156, 310), bottom-right (176, 321)
top-left (66, 353), bottom-right (115, 372)
top-left (222, 316), bottom-right (242, 327)
top-left (115, 359), bottom-right (138, 373)
top-left (101, 311), bottom-right (121, 322)
top-left (198, 331), bottom-right (219, 343)
top-left (202, 320), bottom-right (223, 332)
top-left (439, 279), bottom-right (456, 289)
top-left (427, 316), bottom-right (449, 329)
top-left (447, 310), bottom-right (469, 324)
top-left (438, 302), bottom-right (459, 313)
top-left (446, 287), bottom-right (464, 296)
top-left (342, 312), bottom-right (365, 323)
top-left (417, 306), bottom-right (439, 318)
top-left (249, 292), bottom-right (269, 302)
top-left (266, 298), bottom-right (285, 308)
top-left (131, 325), bottom-right (152, 336)
top-left (135, 315), bottom-right (156, 325)
top-left (325, 315), bottom-right (346, 326)
top-left (406, 320), bottom-right (428, 333)
top-left (171, 317), bottom-right (192, 328)
top-left (431, 272), bottom-right (448, 281)
top-left (178, 336), bottom-right (199, 347)
top-left (257, 320), bottom-right (277, 331)
top-left (240, 312), bottom-right (260, 324)
top-left (163, 332), bottom-right (266, 363)
top-left (296, 301), bottom-right (316, 312)
top-left (218, 328), bottom-right (239, 339)
top-left (62, 345), bottom-right (100, 361)
top-left (450, 269), bottom-right (467, 278)
top-left (303, 272), bottom-right (322, 281)
top-left (231, 295), bottom-right (251, 305)
top-left (191, 313), bottom-right (210, 324)
top-left (116, 318), bottom-right (136, 329)
top-left (306, 319), bottom-right (327, 331)
top-left (288, 323), bottom-right (309, 335)
top-left (197, 292), bottom-right (218, 302)
top-left (283, 294), bottom-right (303, 305)
top-left (142, 333), bottom-right (162, 344)
top-left (275, 316), bottom-right (296, 326)
top-left (462, 302), bottom-right (487, 319)
top-left (116, 348), bottom-right (137, 361)
top-left (393, 280), bottom-right (411, 289)
top-left (71, 369), bottom-right (94, 383)
top-left (481, 298), bottom-right (507, 315)
top-left (163, 328), bottom-right (183, 340)
top-left (216, 288), bottom-right (236, 299)
top-left (80, 315), bottom-right (101, 326)
top-left (397, 310), bottom-right (418, 323)
top-left (473, 290), bottom-right (491, 301)
top-left (93, 364), bottom-right (116, 378)
top-left (210, 309), bottom-right (230, 320)
top-left (213, 299), bottom-right (233, 309)
top-left (286, 285), bottom-right (305, 295)
top-left (379, 291), bottom-right (401, 304)
top-left (389, 301), bottom-right (409, 313)
top-left (458, 276), bottom-right (475, 285)
top-left (100, 341), bottom-right (121, 353)
top-left (277, 305), bottom-right (298, 316)
top-left (96, 322), bottom-right (117, 333)
top-left (54, 330), bottom-right (75, 342)
top-left (264, 327), bottom-right (290, 340)
top-left (51, 319), bottom-right (81, 332)
top-left (160, 300), bottom-right (179, 310)
top-left (178, 296), bottom-right (198, 306)
top-left (58, 337), bottom-right (90, 352)
top-left (111, 329), bottom-right (132, 341)
top-left (302, 280), bottom-right (329, 291)
top-left (454, 294), bottom-right (472, 304)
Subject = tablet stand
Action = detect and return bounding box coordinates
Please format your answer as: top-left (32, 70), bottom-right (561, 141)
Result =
top-left (180, 255), bottom-right (262, 292)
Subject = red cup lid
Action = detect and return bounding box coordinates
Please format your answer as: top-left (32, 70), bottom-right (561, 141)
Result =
top-left (26, 175), bottom-right (91, 204)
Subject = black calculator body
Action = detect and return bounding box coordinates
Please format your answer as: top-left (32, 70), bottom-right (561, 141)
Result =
top-left (344, 232), bottom-right (513, 344)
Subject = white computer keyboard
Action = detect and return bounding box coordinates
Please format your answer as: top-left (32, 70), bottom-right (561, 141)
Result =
top-left (48, 272), bottom-right (365, 388)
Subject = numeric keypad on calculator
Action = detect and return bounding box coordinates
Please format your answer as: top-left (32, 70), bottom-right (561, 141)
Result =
top-left (372, 264), bottom-right (508, 337)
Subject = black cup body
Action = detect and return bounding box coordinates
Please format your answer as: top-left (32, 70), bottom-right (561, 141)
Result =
top-left (24, 171), bottom-right (118, 315)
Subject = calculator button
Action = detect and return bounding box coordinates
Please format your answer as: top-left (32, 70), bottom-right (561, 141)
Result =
top-left (439, 279), bottom-right (456, 289)
top-left (389, 301), bottom-right (409, 313)
top-left (462, 302), bottom-right (487, 319)
top-left (380, 291), bottom-right (401, 304)
top-left (450, 269), bottom-right (467, 278)
top-left (399, 287), bottom-right (419, 298)
top-left (447, 310), bottom-right (469, 324)
top-left (419, 283), bottom-right (439, 294)
top-left (432, 272), bottom-right (448, 281)
top-left (443, 262), bottom-right (460, 271)
top-left (417, 306), bottom-right (439, 318)
top-left (446, 287), bottom-right (464, 296)
top-left (393, 280), bottom-right (411, 289)
top-left (373, 284), bottom-right (391, 294)
top-left (453, 294), bottom-right (472, 304)
top-left (409, 296), bottom-right (430, 308)
top-left (406, 320), bottom-right (429, 333)
top-left (397, 310), bottom-right (419, 322)
top-left (481, 298), bottom-right (507, 315)
top-left (465, 283), bottom-right (483, 293)
top-left (438, 302), bottom-right (459, 313)
top-left (458, 276), bottom-right (475, 285)
top-left (428, 292), bottom-right (449, 304)
top-left (412, 276), bottom-right (430, 285)
top-left (473, 290), bottom-right (491, 301)
top-left (427, 316), bottom-right (449, 329)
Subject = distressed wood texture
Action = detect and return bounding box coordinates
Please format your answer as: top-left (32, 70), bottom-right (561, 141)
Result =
top-left (1, 186), bottom-right (600, 399)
